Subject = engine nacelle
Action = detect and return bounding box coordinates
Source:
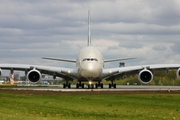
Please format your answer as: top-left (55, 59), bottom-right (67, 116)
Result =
top-left (176, 68), bottom-right (180, 79)
top-left (138, 69), bottom-right (153, 84)
top-left (0, 69), bottom-right (2, 76)
top-left (27, 69), bottom-right (42, 83)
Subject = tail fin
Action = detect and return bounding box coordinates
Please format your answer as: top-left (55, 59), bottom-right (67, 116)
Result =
top-left (88, 10), bottom-right (91, 46)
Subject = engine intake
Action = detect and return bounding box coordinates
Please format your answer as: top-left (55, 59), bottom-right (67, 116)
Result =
top-left (176, 68), bottom-right (180, 79)
top-left (138, 69), bottom-right (153, 84)
top-left (27, 69), bottom-right (42, 83)
top-left (0, 69), bottom-right (2, 76)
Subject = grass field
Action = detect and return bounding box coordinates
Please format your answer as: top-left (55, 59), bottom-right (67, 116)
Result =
top-left (0, 90), bottom-right (180, 120)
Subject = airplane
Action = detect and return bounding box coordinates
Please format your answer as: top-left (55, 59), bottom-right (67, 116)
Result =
top-left (0, 10), bottom-right (180, 89)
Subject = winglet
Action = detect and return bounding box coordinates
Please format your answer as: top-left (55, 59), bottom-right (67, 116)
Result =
top-left (88, 10), bottom-right (91, 46)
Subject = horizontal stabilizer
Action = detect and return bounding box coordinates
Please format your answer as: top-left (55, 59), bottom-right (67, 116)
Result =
top-left (42, 57), bottom-right (76, 63)
top-left (104, 57), bottom-right (136, 63)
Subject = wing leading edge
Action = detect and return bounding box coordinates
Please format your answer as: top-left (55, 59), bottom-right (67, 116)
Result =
top-left (104, 57), bottom-right (136, 63)
top-left (42, 57), bottom-right (76, 63)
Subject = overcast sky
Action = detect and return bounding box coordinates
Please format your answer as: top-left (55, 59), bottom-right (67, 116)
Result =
top-left (0, 0), bottom-right (180, 70)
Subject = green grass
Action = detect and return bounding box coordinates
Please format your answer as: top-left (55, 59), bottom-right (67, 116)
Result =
top-left (0, 91), bottom-right (180, 120)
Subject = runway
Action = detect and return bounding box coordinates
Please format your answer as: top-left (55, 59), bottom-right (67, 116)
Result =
top-left (6, 85), bottom-right (180, 92)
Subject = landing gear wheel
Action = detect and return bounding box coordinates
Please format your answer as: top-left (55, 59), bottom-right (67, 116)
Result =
top-left (108, 83), bottom-right (116, 88)
top-left (63, 84), bottom-right (66, 88)
top-left (68, 84), bottom-right (71, 88)
top-left (100, 83), bottom-right (103, 88)
top-left (109, 84), bottom-right (112, 88)
top-left (77, 83), bottom-right (84, 89)
top-left (95, 83), bottom-right (98, 89)
top-left (76, 83), bottom-right (79, 88)
top-left (82, 83), bottom-right (84, 88)
top-left (113, 84), bottom-right (116, 88)
top-left (63, 83), bottom-right (71, 88)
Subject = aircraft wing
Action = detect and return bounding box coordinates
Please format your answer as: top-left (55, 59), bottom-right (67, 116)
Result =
top-left (0, 64), bottom-right (77, 81)
top-left (102, 64), bottom-right (180, 81)
top-left (42, 57), bottom-right (76, 63)
top-left (104, 57), bottom-right (136, 63)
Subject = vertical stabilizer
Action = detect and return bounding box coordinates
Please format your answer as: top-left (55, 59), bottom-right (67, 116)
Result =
top-left (88, 10), bottom-right (91, 46)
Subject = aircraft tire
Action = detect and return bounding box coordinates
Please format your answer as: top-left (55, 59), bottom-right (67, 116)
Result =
top-left (76, 83), bottom-right (79, 88)
top-left (95, 83), bottom-right (98, 88)
top-left (100, 83), bottom-right (103, 88)
top-left (109, 84), bottom-right (111, 88)
top-left (113, 84), bottom-right (116, 88)
top-left (68, 84), bottom-right (71, 88)
top-left (82, 83), bottom-right (84, 88)
top-left (63, 84), bottom-right (66, 88)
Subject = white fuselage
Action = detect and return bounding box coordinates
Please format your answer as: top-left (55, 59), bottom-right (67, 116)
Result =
top-left (76, 46), bottom-right (104, 81)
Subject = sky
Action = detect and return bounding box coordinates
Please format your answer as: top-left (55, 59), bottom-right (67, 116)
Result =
top-left (0, 0), bottom-right (180, 73)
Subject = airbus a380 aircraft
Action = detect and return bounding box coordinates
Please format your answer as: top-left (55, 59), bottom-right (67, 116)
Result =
top-left (1, 11), bottom-right (180, 89)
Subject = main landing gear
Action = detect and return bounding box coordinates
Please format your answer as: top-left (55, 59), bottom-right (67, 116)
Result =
top-left (63, 80), bottom-right (116, 89)
top-left (109, 80), bottom-right (116, 88)
top-left (76, 81), bottom-right (104, 89)
top-left (76, 81), bottom-right (84, 88)
top-left (63, 80), bottom-right (71, 88)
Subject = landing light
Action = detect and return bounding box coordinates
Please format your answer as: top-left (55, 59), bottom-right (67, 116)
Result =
top-left (68, 70), bottom-right (71, 73)
top-left (89, 81), bottom-right (92, 85)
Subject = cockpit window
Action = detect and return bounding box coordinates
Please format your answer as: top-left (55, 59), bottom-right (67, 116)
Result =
top-left (82, 58), bottom-right (98, 61)
top-left (82, 58), bottom-right (86, 61)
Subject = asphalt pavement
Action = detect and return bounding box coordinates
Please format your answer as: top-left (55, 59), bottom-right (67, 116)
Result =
top-left (6, 85), bottom-right (180, 92)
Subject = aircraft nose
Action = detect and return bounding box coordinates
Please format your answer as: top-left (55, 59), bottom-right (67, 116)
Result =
top-left (80, 63), bottom-right (101, 78)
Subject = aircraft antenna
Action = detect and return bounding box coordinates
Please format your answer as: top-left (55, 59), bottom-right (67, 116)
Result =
top-left (88, 10), bottom-right (91, 46)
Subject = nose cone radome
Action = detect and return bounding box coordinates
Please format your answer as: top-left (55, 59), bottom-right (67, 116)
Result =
top-left (80, 63), bottom-right (101, 78)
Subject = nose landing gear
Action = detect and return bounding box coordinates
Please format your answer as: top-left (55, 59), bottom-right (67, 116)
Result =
top-left (87, 81), bottom-right (103, 89)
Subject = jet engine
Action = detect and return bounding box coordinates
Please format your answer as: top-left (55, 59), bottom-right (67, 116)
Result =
top-left (27, 69), bottom-right (42, 83)
top-left (176, 68), bottom-right (180, 79)
top-left (138, 69), bottom-right (153, 84)
top-left (0, 69), bottom-right (2, 76)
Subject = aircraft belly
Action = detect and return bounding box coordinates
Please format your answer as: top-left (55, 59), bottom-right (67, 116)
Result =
top-left (80, 69), bottom-right (101, 78)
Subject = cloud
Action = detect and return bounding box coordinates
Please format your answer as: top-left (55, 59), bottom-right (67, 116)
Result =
top-left (152, 45), bottom-right (167, 51)
top-left (172, 43), bottom-right (180, 54)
